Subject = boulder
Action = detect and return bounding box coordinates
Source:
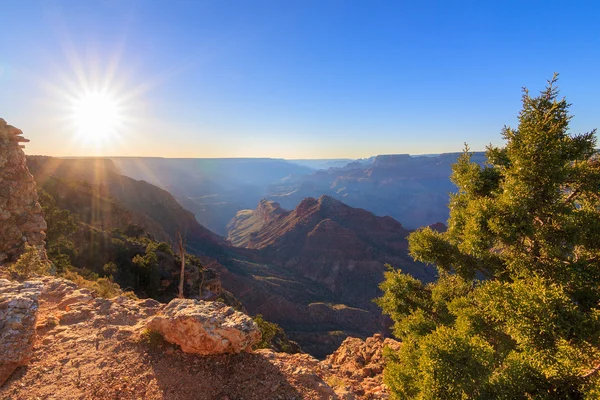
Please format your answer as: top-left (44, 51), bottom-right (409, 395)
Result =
top-left (147, 298), bottom-right (260, 355)
top-left (0, 279), bottom-right (43, 386)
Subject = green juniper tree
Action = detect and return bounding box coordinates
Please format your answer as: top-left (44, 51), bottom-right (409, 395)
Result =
top-left (377, 75), bottom-right (600, 399)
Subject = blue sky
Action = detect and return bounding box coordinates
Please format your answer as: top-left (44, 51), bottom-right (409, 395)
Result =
top-left (1, 0), bottom-right (599, 158)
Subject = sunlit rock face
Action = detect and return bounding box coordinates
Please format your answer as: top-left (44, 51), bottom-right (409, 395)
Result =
top-left (0, 279), bottom-right (43, 386)
top-left (0, 119), bottom-right (47, 263)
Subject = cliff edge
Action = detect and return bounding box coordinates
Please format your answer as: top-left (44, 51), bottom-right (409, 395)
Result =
top-left (0, 119), bottom-right (47, 263)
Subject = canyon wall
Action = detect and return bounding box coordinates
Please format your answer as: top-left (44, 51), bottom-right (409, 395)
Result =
top-left (0, 119), bottom-right (46, 263)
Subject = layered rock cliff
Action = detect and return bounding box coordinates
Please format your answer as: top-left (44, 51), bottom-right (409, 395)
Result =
top-left (0, 119), bottom-right (47, 263)
top-left (228, 195), bottom-right (435, 297)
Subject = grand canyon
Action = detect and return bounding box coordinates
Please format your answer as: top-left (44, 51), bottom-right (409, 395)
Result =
top-left (2, 1), bottom-right (599, 398)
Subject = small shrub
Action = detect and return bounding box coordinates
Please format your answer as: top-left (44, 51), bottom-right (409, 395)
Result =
top-left (61, 269), bottom-right (123, 298)
top-left (102, 262), bottom-right (117, 277)
top-left (253, 314), bottom-right (301, 353)
top-left (10, 244), bottom-right (51, 278)
top-left (93, 277), bottom-right (122, 298)
top-left (325, 376), bottom-right (346, 389)
top-left (123, 290), bottom-right (138, 300)
top-left (139, 328), bottom-right (165, 349)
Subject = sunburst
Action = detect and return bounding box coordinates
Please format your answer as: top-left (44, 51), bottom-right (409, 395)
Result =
top-left (69, 89), bottom-right (124, 145)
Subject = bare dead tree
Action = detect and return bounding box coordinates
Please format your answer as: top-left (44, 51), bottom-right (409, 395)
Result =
top-left (199, 268), bottom-right (205, 299)
top-left (176, 230), bottom-right (186, 299)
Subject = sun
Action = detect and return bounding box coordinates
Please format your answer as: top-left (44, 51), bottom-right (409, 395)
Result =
top-left (70, 90), bottom-right (123, 143)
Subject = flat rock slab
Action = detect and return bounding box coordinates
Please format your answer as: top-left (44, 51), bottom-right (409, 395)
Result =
top-left (0, 279), bottom-right (43, 386)
top-left (147, 298), bottom-right (260, 355)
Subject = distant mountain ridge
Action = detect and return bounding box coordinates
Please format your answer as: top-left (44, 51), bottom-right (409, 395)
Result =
top-left (109, 153), bottom-right (485, 235)
top-left (109, 157), bottom-right (314, 235)
top-left (267, 152), bottom-right (487, 229)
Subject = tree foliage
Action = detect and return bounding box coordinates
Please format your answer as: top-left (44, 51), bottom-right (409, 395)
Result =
top-left (377, 76), bottom-right (600, 399)
top-left (10, 243), bottom-right (52, 278)
top-left (38, 188), bottom-right (80, 272)
top-left (252, 314), bottom-right (302, 354)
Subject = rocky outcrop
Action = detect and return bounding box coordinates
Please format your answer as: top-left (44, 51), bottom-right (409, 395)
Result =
top-left (226, 199), bottom-right (287, 247)
top-left (0, 274), bottom-right (397, 399)
top-left (0, 119), bottom-right (47, 263)
top-left (325, 334), bottom-right (401, 380)
top-left (147, 298), bottom-right (260, 355)
top-left (0, 279), bottom-right (43, 386)
top-left (322, 334), bottom-right (401, 399)
top-left (259, 334), bottom-right (401, 399)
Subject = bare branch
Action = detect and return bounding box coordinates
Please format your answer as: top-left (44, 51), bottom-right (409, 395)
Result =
top-left (581, 363), bottom-right (600, 380)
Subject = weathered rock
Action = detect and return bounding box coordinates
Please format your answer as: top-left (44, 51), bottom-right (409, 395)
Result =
top-left (147, 298), bottom-right (260, 355)
top-left (256, 334), bottom-right (401, 399)
top-left (0, 279), bottom-right (43, 386)
top-left (323, 334), bottom-right (401, 399)
top-left (257, 349), bottom-right (338, 400)
top-left (0, 118), bottom-right (47, 263)
top-left (56, 288), bottom-right (94, 311)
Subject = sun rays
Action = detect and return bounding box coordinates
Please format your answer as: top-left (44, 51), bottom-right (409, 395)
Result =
top-left (69, 89), bottom-right (124, 145)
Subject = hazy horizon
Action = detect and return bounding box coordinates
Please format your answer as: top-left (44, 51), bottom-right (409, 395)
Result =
top-left (2, 1), bottom-right (599, 158)
top-left (36, 151), bottom-right (475, 161)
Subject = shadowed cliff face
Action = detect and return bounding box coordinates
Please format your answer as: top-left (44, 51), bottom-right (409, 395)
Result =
top-left (26, 156), bottom-right (225, 257)
top-left (0, 119), bottom-right (47, 263)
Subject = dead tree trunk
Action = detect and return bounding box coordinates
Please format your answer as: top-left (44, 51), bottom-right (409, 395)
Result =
top-left (199, 269), bottom-right (205, 299)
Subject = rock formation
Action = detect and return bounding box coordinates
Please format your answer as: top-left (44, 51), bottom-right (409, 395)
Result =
top-left (324, 334), bottom-right (401, 383)
top-left (0, 279), bottom-right (43, 386)
top-left (224, 195), bottom-right (435, 356)
top-left (260, 333), bottom-right (401, 399)
top-left (0, 119), bottom-right (47, 263)
top-left (147, 298), bottom-right (260, 355)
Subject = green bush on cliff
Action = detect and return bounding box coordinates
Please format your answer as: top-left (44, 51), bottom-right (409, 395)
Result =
top-left (38, 189), bottom-right (80, 272)
top-left (9, 243), bottom-right (52, 278)
top-left (253, 314), bottom-right (301, 354)
top-left (377, 76), bottom-right (600, 399)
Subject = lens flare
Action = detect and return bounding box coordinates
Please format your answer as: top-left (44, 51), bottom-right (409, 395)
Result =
top-left (70, 90), bottom-right (123, 144)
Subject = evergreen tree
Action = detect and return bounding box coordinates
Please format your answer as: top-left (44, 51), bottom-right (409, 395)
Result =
top-left (377, 75), bottom-right (600, 399)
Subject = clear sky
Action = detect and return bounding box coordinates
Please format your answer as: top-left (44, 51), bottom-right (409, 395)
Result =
top-left (1, 1), bottom-right (599, 158)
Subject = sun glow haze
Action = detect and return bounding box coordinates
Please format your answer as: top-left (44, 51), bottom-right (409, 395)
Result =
top-left (69, 90), bottom-right (123, 145)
